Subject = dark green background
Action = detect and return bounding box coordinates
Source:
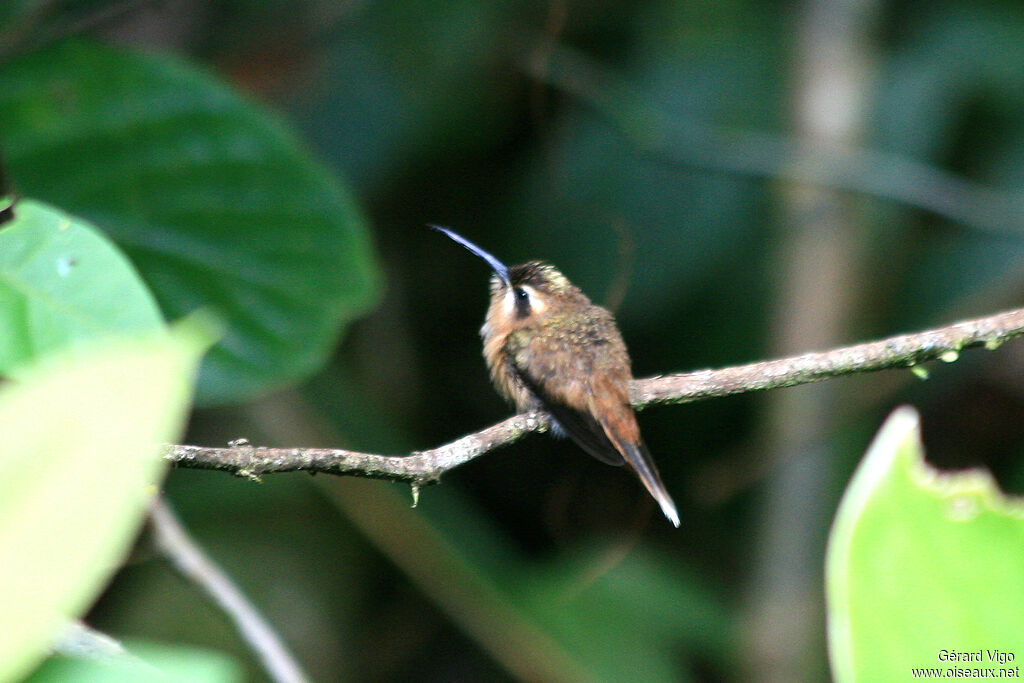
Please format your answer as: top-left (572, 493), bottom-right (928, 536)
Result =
top-left (3, 0), bottom-right (1024, 680)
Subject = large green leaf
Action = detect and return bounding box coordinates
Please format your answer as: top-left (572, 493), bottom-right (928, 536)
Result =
top-left (0, 39), bottom-right (381, 404)
top-left (0, 327), bottom-right (209, 683)
top-left (0, 198), bottom-right (164, 372)
top-left (826, 407), bottom-right (1024, 683)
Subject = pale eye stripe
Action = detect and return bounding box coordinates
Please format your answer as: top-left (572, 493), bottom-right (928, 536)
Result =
top-left (503, 288), bottom-right (517, 316)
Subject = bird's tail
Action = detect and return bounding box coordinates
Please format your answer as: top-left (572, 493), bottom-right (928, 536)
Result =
top-left (616, 439), bottom-right (680, 528)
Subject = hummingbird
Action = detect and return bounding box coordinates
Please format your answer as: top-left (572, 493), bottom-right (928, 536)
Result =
top-left (431, 225), bottom-right (679, 527)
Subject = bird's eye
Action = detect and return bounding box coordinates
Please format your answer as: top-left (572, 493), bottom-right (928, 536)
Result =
top-left (512, 286), bottom-right (532, 318)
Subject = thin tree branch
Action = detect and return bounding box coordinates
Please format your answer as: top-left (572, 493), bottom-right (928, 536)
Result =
top-left (165, 306), bottom-right (1024, 485)
top-left (149, 496), bottom-right (309, 683)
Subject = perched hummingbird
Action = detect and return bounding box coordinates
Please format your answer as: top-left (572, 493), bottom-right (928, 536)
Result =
top-left (432, 225), bottom-right (679, 527)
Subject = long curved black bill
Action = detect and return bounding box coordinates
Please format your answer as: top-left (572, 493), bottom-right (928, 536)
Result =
top-left (429, 225), bottom-right (510, 286)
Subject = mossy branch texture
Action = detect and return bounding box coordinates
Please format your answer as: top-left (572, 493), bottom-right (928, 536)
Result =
top-left (165, 306), bottom-right (1024, 486)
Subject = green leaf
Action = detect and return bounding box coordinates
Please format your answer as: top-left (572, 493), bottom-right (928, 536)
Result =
top-left (0, 39), bottom-right (381, 404)
top-left (29, 640), bottom-right (242, 683)
top-left (826, 407), bottom-right (1024, 683)
top-left (0, 327), bottom-right (208, 683)
top-left (0, 198), bottom-right (164, 372)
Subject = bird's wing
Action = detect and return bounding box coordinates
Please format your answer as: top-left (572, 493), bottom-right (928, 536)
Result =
top-left (505, 329), bottom-right (625, 465)
top-left (506, 327), bottom-right (679, 526)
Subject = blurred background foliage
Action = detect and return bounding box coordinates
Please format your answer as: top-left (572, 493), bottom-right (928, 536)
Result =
top-left (3, 0), bottom-right (1024, 680)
